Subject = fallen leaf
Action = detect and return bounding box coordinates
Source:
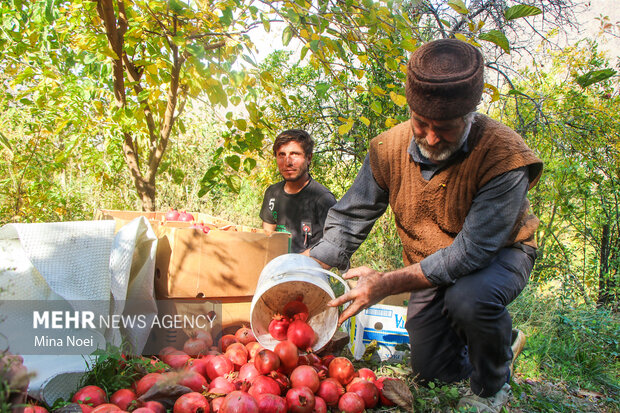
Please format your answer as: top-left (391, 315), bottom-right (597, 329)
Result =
top-left (382, 378), bottom-right (414, 412)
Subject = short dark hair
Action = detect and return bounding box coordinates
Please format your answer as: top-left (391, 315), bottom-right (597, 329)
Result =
top-left (273, 129), bottom-right (314, 157)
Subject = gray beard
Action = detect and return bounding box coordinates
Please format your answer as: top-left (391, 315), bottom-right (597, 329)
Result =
top-left (416, 114), bottom-right (475, 162)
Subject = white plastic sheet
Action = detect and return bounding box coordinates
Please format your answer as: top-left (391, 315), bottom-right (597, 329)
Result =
top-left (0, 217), bottom-right (158, 404)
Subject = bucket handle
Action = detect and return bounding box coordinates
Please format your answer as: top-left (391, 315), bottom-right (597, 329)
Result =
top-left (269, 267), bottom-right (351, 309)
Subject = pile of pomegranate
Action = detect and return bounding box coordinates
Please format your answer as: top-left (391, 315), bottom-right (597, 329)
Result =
top-left (56, 321), bottom-right (399, 413)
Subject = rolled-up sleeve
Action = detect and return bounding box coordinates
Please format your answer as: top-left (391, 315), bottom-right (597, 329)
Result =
top-left (421, 167), bottom-right (530, 285)
top-left (310, 155), bottom-right (389, 270)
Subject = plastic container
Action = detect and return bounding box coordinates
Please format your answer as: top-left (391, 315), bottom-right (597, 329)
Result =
top-left (250, 254), bottom-right (349, 353)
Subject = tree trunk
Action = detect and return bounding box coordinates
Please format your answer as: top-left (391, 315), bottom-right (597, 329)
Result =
top-left (597, 223), bottom-right (618, 309)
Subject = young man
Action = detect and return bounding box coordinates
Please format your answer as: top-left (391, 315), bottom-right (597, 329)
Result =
top-left (260, 129), bottom-right (336, 252)
top-left (307, 39), bottom-right (542, 412)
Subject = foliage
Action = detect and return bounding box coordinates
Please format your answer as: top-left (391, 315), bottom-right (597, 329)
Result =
top-left (494, 39), bottom-right (620, 308)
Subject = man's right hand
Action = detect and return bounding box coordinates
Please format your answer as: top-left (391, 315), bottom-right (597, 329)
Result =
top-left (327, 266), bottom-right (388, 326)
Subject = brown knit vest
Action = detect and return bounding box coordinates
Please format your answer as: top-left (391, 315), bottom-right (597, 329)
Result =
top-left (368, 114), bottom-right (543, 266)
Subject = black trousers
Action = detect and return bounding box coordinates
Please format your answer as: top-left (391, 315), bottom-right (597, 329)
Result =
top-left (405, 245), bottom-right (536, 397)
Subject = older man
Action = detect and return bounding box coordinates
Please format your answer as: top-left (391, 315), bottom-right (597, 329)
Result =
top-left (308, 39), bottom-right (542, 412)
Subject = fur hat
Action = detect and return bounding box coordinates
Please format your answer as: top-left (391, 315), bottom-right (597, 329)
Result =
top-left (406, 39), bottom-right (484, 120)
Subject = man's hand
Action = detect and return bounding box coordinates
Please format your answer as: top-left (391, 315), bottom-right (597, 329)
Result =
top-left (327, 266), bottom-right (388, 326)
top-left (327, 263), bottom-right (434, 326)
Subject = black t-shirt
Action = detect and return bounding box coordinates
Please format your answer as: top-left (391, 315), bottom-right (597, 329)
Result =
top-left (260, 178), bottom-right (337, 252)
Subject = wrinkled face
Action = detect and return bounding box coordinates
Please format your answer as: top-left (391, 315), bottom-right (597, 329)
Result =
top-left (411, 112), bottom-right (467, 163)
top-left (276, 141), bottom-right (311, 182)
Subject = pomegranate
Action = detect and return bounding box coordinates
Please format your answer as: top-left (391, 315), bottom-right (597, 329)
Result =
top-left (184, 335), bottom-right (210, 356)
top-left (234, 326), bottom-right (256, 345)
top-left (286, 320), bottom-right (316, 351)
top-left (283, 296), bottom-right (309, 322)
top-left (270, 371), bottom-right (291, 394)
top-left (219, 334), bottom-right (239, 352)
top-left (24, 406), bottom-right (48, 413)
top-left (142, 401), bottom-right (166, 413)
top-left (133, 408), bottom-right (154, 413)
top-left (90, 404), bottom-right (121, 413)
top-left (356, 367), bottom-right (376, 382)
top-left (346, 379), bottom-right (379, 409)
top-left (72, 385), bottom-right (107, 407)
top-left (209, 376), bottom-right (236, 393)
top-left (173, 392), bottom-right (210, 413)
top-left (225, 342), bottom-right (249, 370)
top-left (254, 349), bottom-right (280, 375)
top-left (135, 373), bottom-right (163, 397)
top-left (78, 405), bottom-right (94, 413)
top-left (237, 362), bottom-right (260, 383)
top-left (375, 376), bottom-right (397, 406)
top-left (179, 370), bottom-right (209, 392)
top-left (186, 358), bottom-right (209, 377)
top-left (245, 341), bottom-right (263, 360)
top-left (312, 396), bottom-right (327, 413)
top-left (248, 375), bottom-right (281, 398)
top-left (211, 397), bottom-right (225, 413)
top-left (194, 330), bottom-right (214, 347)
top-left (337, 392), bottom-right (364, 413)
top-left (165, 208), bottom-right (180, 221)
top-left (289, 365), bottom-right (320, 393)
top-left (255, 393), bottom-right (287, 413)
top-left (219, 390), bottom-right (259, 413)
top-left (285, 386), bottom-right (315, 413)
top-left (162, 350), bottom-right (191, 369)
top-left (268, 314), bottom-right (290, 341)
top-left (328, 357), bottom-right (356, 386)
top-left (178, 211), bottom-right (195, 222)
top-left (205, 355), bottom-right (235, 380)
top-left (109, 388), bottom-right (136, 410)
top-left (320, 355), bottom-right (335, 368)
top-left (316, 378), bottom-right (344, 407)
top-left (273, 340), bottom-right (299, 370)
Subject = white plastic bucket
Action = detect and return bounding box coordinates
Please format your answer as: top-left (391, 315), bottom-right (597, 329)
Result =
top-left (250, 254), bottom-right (349, 353)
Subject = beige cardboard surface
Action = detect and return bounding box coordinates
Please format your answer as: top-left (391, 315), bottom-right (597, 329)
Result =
top-left (96, 209), bottom-right (291, 299)
top-left (155, 227), bottom-right (290, 298)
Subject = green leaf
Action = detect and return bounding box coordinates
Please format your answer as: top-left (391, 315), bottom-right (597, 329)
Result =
top-left (201, 165), bottom-right (221, 183)
top-left (478, 30), bottom-right (510, 53)
top-left (0, 130), bottom-right (13, 156)
top-left (370, 101), bottom-right (382, 114)
top-left (504, 5), bottom-right (542, 21)
top-left (243, 158), bottom-right (257, 174)
top-left (168, 0), bottom-right (187, 14)
top-left (447, 0), bottom-right (468, 15)
top-left (575, 69), bottom-right (617, 88)
top-left (400, 37), bottom-right (418, 52)
top-left (315, 82), bottom-right (329, 98)
top-left (225, 155), bottom-right (241, 171)
top-left (282, 26), bottom-right (294, 46)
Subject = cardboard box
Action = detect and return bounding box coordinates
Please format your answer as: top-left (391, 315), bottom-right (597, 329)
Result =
top-left (96, 209), bottom-right (291, 299)
top-left (344, 304), bottom-right (409, 362)
top-left (154, 225), bottom-right (289, 298)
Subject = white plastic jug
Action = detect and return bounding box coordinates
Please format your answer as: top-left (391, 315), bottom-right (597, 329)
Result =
top-left (250, 254), bottom-right (349, 353)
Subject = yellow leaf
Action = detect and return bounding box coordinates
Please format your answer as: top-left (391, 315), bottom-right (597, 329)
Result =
top-left (360, 116), bottom-right (370, 126)
top-left (390, 92), bottom-right (408, 107)
top-left (400, 64), bottom-right (408, 75)
top-left (338, 121), bottom-right (354, 135)
top-left (358, 55), bottom-right (368, 64)
top-left (454, 33), bottom-right (469, 42)
top-left (355, 85), bottom-right (366, 93)
top-left (385, 117), bottom-right (399, 128)
top-left (371, 86), bottom-right (387, 96)
top-left (300, 29), bottom-right (309, 39)
top-left (484, 83), bottom-right (500, 102)
top-left (311, 33), bottom-right (320, 41)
